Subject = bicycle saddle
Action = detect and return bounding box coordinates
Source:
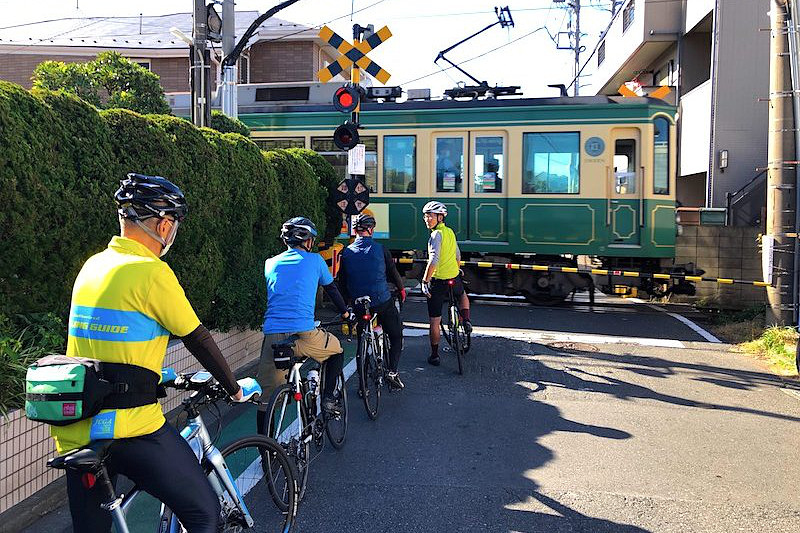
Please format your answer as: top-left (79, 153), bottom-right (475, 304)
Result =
top-left (273, 334), bottom-right (300, 349)
top-left (354, 296), bottom-right (372, 306)
top-left (48, 439), bottom-right (114, 472)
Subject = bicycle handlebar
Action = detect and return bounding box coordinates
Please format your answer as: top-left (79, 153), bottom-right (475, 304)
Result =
top-left (162, 370), bottom-right (262, 406)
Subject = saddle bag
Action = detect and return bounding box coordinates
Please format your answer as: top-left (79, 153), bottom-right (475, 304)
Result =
top-left (25, 355), bottom-right (159, 426)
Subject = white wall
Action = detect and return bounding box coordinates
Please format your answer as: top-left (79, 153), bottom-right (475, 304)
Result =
top-left (680, 80), bottom-right (712, 176)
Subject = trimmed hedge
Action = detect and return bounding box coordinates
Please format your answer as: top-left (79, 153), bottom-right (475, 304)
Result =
top-left (0, 81), bottom-right (338, 333)
top-left (210, 110), bottom-right (251, 137)
top-left (288, 148), bottom-right (343, 245)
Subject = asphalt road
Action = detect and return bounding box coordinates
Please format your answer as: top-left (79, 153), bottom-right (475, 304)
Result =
top-left (19, 296), bottom-right (800, 532)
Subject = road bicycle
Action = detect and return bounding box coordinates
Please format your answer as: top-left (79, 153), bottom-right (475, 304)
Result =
top-left (353, 295), bottom-right (391, 420)
top-left (47, 370), bottom-right (298, 533)
top-left (438, 278), bottom-right (471, 375)
top-left (263, 320), bottom-right (349, 502)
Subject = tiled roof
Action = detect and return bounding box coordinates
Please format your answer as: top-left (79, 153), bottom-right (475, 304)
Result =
top-left (0, 11), bottom-right (316, 49)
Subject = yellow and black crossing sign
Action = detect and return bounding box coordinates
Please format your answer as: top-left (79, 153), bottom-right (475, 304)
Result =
top-left (317, 25), bottom-right (392, 84)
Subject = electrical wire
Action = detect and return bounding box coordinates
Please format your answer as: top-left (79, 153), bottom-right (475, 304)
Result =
top-left (399, 25), bottom-right (548, 87)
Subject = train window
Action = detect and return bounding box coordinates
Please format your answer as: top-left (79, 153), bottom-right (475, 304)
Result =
top-left (384, 136), bottom-right (417, 194)
top-left (614, 139), bottom-right (637, 194)
top-left (435, 138), bottom-right (464, 193)
top-left (311, 136), bottom-right (378, 192)
top-left (653, 117), bottom-right (670, 195)
top-left (253, 138), bottom-right (305, 150)
top-left (522, 132), bottom-right (580, 194)
top-left (474, 136), bottom-right (504, 193)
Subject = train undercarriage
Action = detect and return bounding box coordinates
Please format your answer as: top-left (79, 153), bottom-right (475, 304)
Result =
top-left (398, 252), bottom-right (703, 305)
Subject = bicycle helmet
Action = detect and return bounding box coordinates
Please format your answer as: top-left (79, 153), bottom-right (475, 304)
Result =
top-left (115, 173), bottom-right (188, 222)
top-left (353, 213), bottom-right (376, 231)
top-left (422, 201), bottom-right (447, 216)
top-left (281, 216), bottom-right (318, 246)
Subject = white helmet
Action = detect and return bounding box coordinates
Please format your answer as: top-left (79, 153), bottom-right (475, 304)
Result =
top-left (422, 201), bottom-right (447, 215)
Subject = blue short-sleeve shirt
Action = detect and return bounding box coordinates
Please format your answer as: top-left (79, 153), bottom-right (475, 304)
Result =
top-left (263, 249), bottom-right (333, 334)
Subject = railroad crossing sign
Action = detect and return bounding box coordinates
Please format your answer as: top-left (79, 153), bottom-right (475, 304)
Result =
top-left (333, 177), bottom-right (370, 215)
top-left (317, 25), bottom-right (392, 84)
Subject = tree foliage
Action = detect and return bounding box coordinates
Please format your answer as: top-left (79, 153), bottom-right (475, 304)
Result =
top-left (32, 51), bottom-right (170, 115)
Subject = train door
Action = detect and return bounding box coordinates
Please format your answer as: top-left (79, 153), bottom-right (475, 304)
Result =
top-left (609, 128), bottom-right (641, 246)
top-left (469, 132), bottom-right (508, 242)
top-left (431, 132), bottom-right (469, 241)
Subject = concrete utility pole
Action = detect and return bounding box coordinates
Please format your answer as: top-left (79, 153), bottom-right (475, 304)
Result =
top-left (220, 0), bottom-right (238, 118)
top-left (573, 0), bottom-right (581, 96)
top-left (766, 0), bottom-right (796, 324)
top-left (191, 0), bottom-right (211, 127)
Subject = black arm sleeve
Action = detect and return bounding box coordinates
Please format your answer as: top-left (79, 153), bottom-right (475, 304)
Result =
top-left (337, 260), bottom-right (351, 304)
top-left (181, 325), bottom-right (239, 395)
top-left (323, 282), bottom-right (348, 314)
top-left (384, 248), bottom-right (404, 292)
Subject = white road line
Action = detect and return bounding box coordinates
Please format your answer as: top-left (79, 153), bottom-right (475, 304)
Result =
top-left (402, 322), bottom-right (684, 348)
top-left (646, 304), bottom-right (722, 343)
top-left (782, 388), bottom-right (800, 402)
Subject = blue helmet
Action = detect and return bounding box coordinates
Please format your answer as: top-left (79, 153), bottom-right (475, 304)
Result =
top-left (280, 217), bottom-right (318, 246)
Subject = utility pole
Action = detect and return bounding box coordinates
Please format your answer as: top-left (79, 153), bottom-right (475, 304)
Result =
top-left (220, 0), bottom-right (237, 118)
top-left (554, 0), bottom-right (584, 96)
top-left (766, 0), bottom-right (796, 324)
top-left (191, 0), bottom-right (211, 127)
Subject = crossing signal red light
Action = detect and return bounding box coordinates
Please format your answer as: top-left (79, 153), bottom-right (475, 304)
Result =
top-left (333, 121), bottom-right (360, 150)
top-left (333, 85), bottom-right (361, 113)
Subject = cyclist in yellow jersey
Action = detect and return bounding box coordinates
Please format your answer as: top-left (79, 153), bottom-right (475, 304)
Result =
top-left (56, 174), bottom-right (259, 533)
top-left (421, 201), bottom-right (471, 366)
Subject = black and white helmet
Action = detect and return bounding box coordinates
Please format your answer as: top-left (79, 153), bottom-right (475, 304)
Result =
top-left (115, 173), bottom-right (188, 222)
top-left (280, 217), bottom-right (318, 246)
top-left (353, 213), bottom-right (376, 230)
top-left (422, 201), bottom-right (447, 216)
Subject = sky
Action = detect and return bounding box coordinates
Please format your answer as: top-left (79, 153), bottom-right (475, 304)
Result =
top-left (2, 0), bottom-right (617, 98)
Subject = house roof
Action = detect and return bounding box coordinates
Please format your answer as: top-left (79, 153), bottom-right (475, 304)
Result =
top-left (0, 11), bottom-right (318, 52)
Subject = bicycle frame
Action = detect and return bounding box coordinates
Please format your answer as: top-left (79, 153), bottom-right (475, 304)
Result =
top-left (273, 361), bottom-right (318, 444)
top-left (109, 400), bottom-right (256, 532)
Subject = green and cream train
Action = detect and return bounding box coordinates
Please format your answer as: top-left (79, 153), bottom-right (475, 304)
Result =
top-left (240, 91), bottom-right (686, 303)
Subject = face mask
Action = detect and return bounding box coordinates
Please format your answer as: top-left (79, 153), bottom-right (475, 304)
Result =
top-left (159, 220), bottom-right (179, 257)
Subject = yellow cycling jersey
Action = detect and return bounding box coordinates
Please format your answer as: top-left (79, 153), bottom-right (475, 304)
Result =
top-left (430, 222), bottom-right (460, 280)
top-left (51, 236), bottom-right (200, 454)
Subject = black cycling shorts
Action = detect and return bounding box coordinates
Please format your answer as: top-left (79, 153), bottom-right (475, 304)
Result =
top-left (427, 276), bottom-right (464, 318)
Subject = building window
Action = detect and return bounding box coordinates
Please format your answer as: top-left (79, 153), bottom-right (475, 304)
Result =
top-left (130, 59), bottom-right (151, 70)
top-left (522, 132), bottom-right (580, 194)
top-left (238, 56), bottom-right (249, 84)
top-left (311, 137), bottom-right (378, 192)
top-left (253, 138), bottom-right (305, 150)
top-left (598, 41), bottom-right (605, 66)
top-left (622, 0), bottom-right (635, 33)
top-left (383, 136), bottom-right (416, 194)
top-left (653, 117), bottom-right (670, 195)
top-left (435, 137), bottom-right (464, 193)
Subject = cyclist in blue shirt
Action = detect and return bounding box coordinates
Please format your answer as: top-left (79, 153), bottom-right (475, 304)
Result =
top-left (257, 217), bottom-right (352, 427)
top-left (338, 213), bottom-right (406, 390)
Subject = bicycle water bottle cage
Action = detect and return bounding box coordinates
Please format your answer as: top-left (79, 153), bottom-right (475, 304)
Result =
top-left (272, 335), bottom-right (301, 370)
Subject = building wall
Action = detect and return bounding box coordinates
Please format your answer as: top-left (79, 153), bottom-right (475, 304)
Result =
top-left (0, 53), bottom-right (91, 88)
top-left (249, 40), bottom-right (316, 82)
top-left (708, 0), bottom-right (769, 208)
top-left (681, 28), bottom-right (711, 93)
top-left (150, 56), bottom-right (190, 93)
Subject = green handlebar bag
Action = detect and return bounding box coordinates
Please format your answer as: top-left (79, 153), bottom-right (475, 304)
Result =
top-left (25, 355), bottom-right (113, 426)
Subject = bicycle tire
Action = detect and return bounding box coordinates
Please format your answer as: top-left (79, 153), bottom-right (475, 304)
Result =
top-left (325, 371), bottom-right (348, 449)
top-left (162, 435), bottom-right (298, 533)
top-left (359, 333), bottom-right (380, 420)
top-left (450, 304), bottom-right (464, 375)
top-left (264, 384), bottom-right (310, 501)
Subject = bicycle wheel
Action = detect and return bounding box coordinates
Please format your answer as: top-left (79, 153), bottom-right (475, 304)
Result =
top-left (264, 384), bottom-right (310, 501)
top-left (449, 304), bottom-right (464, 375)
top-left (359, 333), bottom-right (380, 420)
top-left (219, 435), bottom-right (298, 533)
top-left (325, 371), bottom-right (348, 449)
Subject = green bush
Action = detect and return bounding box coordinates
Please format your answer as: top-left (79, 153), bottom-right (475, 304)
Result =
top-left (210, 110), bottom-right (250, 137)
top-left (287, 148), bottom-right (343, 245)
top-left (0, 80), bottom-right (340, 411)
